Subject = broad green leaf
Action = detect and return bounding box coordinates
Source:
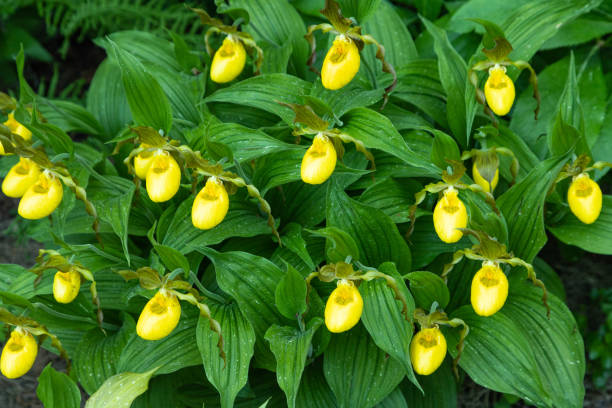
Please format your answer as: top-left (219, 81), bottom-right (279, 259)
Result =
top-left (338, 0), bottom-right (381, 22)
top-left (548, 195), bottom-right (612, 255)
top-left (447, 306), bottom-right (549, 406)
top-left (85, 367), bottom-right (158, 408)
top-left (341, 107), bottom-right (439, 175)
top-left (360, 262), bottom-right (420, 390)
top-left (229, 0), bottom-right (309, 77)
top-left (421, 18), bottom-right (476, 148)
top-left (153, 244), bottom-right (191, 274)
top-left (205, 74), bottom-right (312, 124)
top-left (408, 218), bottom-right (471, 269)
top-left (117, 313), bottom-right (201, 375)
top-left (502, 0), bottom-right (603, 62)
top-left (196, 300), bottom-right (256, 408)
top-left (193, 121), bottom-right (297, 164)
top-left (275, 265), bottom-right (308, 320)
top-left (358, 178), bottom-right (421, 224)
top-left (484, 125), bottom-right (540, 179)
top-left (28, 115), bottom-right (74, 155)
top-left (201, 248), bottom-right (286, 370)
top-left (88, 176), bottom-right (135, 263)
top-left (548, 53), bottom-right (589, 157)
top-left (107, 39), bottom-right (173, 133)
top-left (161, 192), bottom-right (271, 254)
top-left (542, 16), bottom-right (612, 49)
top-left (375, 387), bottom-right (408, 408)
top-left (430, 130), bottom-right (460, 169)
top-left (324, 323), bottom-right (405, 408)
top-left (400, 359), bottom-right (457, 408)
top-left (310, 83), bottom-right (384, 120)
top-left (306, 226), bottom-right (360, 263)
top-left (498, 154), bottom-right (570, 262)
top-left (260, 41), bottom-right (294, 74)
top-left (295, 361), bottom-right (338, 408)
top-left (265, 319), bottom-right (323, 408)
top-left (74, 314), bottom-right (135, 394)
top-left (414, 0), bottom-right (443, 20)
top-left (405, 270), bottom-right (450, 310)
top-left (361, 1), bottom-right (417, 70)
top-left (327, 180), bottom-right (412, 273)
top-left (503, 279), bottom-right (585, 408)
top-left (280, 223), bottom-right (315, 271)
top-left (86, 59), bottom-right (133, 139)
top-left (36, 364), bottom-right (81, 408)
top-left (38, 99), bottom-right (104, 137)
top-left (105, 31), bottom-right (181, 73)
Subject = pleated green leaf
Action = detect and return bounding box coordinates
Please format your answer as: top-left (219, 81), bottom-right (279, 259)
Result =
top-left (358, 178), bottom-right (420, 224)
top-left (338, 0), bottom-right (381, 22)
top-left (88, 176), bottom-right (135, 263)
top-left (548, 195), bottom-right (612, 255)
top-left (498, 153), bottom-right (570, 262)
top-left (107, 39), bottom-right (173, 133)
top-left (266, 318), bottom-right (323, 408)
top-left (74, 314), bottom-right (135, 394)
top-left (503, 279), bottom-right (585, 408)
top-left (275, 265), bottom-right (308, 320)
top-left (201, 248), bottom-right (286, 371)
top-left (327, 179), bottom-right (412, 273)
top-left (405, 270), bottom-right (450, 310)
top-left (324, 323), bottom-right (405, 408)
top-left (295, 361), bottom-right (338, 408)
top-left (341, 107), bottom-right (439, 175)
top-left (401, 359), bottom-right (457, 408)
top-left (36, 364), bottom-right (81, 408)
top-left (205, 74), bottom-right (312, 124)
top-left (447, 306), bottom-right (549, 406)
top-left (421, 18), bottom-right (477, 148)
top-left (117, 313), bottom-right (201, 375)
top-left (161, 193), bottom-right (271, 254)
top-left (196, 300), bottom-right (256, 408)
top-left (360, 262), bottom-right (420, 390)
top-left (85, 367), bottom-right (158, 408)
top-left (375, 387), bottom-right (408, 408)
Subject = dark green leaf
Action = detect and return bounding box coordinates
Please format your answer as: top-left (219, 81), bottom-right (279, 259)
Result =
top-left (196, 300), bottom-right (256, 408)
top-left (265, 319), bottom-right (323, 408)
top-left (400, 359), bottom-right (457, 408)
top-left (405, 270), bottom-right (450, 310)
top-left (306, 226), bottom-right (360, 263)
top-left (275, 265), bottom-right (308, 320)
top-left (324, 323), bottom-right (405, 408)
top-left (36, 364), bottom-right (81, 408)
top-left (431, 130), bottom-right (460, 169)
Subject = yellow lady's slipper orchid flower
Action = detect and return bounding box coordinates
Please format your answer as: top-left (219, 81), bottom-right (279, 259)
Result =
top-left (484, 65), bottom-right (515, 116)
top-left (567, 173), bottom-right (602, 224)
top-left (300, 134), bottom-right (337, 185)
top-left (321, 35), bottom-right (360, 90)
top-left (4, 112), bottom-right (32, 141)
top-left (210, 36), bottom-right (247, 83)
top-left (471, 262), bottom-right (508, 317)
top-left (146, 152), bottom-right (181, 203)
top-left (324, 280), bottom-right (363, 333)
top-left (2, 157), bottom-right (41, 198)
top-left (53, 269), bottom-right (81, 304)
top-left (136, 290), bottom-right (181, 340)
top-left (134, 144), bottom-right (155, 180)
top-left (18, 172), bottom-right (63, 220)
top-left (0, 328), bottom-right (38, 379)
top-left (410, 326), bottom-right (447, 376)
top-left (192, 177), bottom-right (229, 230)
top-left (433, 187), bottom-right (468, 243)
top-left (472, 163), bottom-right (499, 193)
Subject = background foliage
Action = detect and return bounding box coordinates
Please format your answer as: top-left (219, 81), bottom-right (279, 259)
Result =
top-left (1, 0), bottom-right (611, 407)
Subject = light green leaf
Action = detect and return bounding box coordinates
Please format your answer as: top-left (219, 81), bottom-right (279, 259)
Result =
top-left (327, 180), bottom-right (411, 273)
top-left (85, 367), bottom-right (158, 408)
top-left (498, 154), bottom-right (570, 262)
top-left (341, 107), bottom-right (439, 175)
top-left (360, 262), bottom-right (420, 390)
top-left (266, 319), bottom-right (323, 408)
top-left (196, 300), bottom-right (256, 408)
top-left (74, 314), bottom-right (135, 394)
top-left (421, 18), bottom-right (476, 148)
top-left (275, 265), bottom-right (308, 320)
top-left (548, 195), bottom-right (612, 255)
top-left (306, 226), bottom-right (360, 263)
top-left (200, 248), bottom-right (286, 371)
top-left (36, 364), bottom-right (81, 408)
top-left (324, 323), bottom-right (405, 408)
top-left (430, 130), bottom-right (460, 169)
top-left (338, 0), bottom-right (381, 22)
top-left (205, 74), bottom-right (312, 125)
top-left (405, 270), bottom-right (450, 310)
top-left (107, 39), bottom-right (173, 133)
